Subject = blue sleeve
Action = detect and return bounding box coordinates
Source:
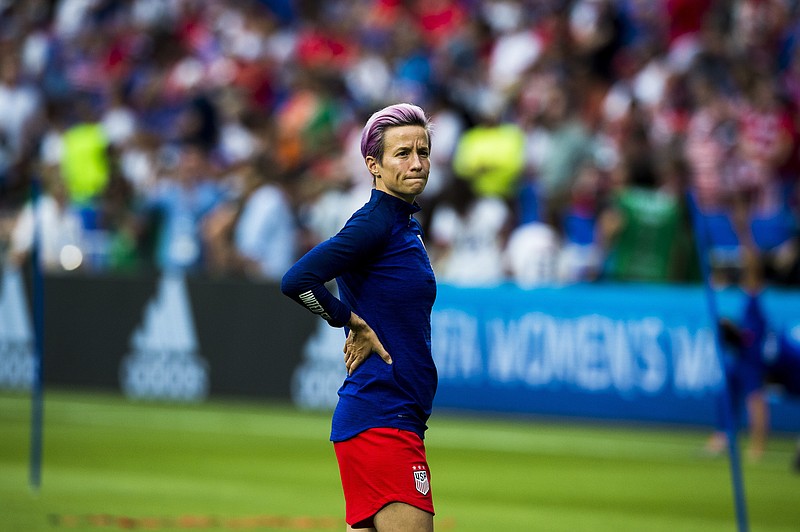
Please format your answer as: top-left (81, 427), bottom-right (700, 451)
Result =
top-left (281, 211), bottom-right (388, 327)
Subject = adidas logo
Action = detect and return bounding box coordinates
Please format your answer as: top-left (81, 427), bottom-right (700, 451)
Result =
top-left (0, 267), bottom-right (35, 391)
top-left (291, 289), bottom-right (346, 410)
top-left (120, 273), bottom-right (209, 401)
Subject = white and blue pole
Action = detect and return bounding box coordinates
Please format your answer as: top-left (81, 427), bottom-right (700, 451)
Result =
top-left (687, 193), bottom-right (748, 532)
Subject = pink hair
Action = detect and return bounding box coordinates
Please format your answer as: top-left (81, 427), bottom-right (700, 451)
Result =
top-left (360, 103), bottom-right (431, 162)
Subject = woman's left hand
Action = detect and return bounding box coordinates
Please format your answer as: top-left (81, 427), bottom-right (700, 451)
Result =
top-left (343, 312), bottom-right (392, 375)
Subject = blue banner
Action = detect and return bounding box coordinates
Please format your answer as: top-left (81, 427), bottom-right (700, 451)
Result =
top-left (432, 283), bottom-right (800, 431)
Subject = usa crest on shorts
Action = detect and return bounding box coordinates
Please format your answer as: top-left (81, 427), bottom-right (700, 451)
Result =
top-left (412, 465), bottom-right (430, 495)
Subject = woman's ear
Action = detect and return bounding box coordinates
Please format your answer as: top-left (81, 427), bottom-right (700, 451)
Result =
top-left (365, 156), bottom-right (381, 178)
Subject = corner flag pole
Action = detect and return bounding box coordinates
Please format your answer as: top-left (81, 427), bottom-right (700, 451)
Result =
top-left (29, 174), bottom-right (45, 492)
top-left (687, 192), bottom-right (748, 532)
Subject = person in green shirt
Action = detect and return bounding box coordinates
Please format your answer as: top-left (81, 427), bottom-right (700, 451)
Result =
top-left (597, 148), bottom-right (695, 283)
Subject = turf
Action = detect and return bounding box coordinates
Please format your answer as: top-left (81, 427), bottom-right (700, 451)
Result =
top-left (1, 390), bottom-right (798, 532)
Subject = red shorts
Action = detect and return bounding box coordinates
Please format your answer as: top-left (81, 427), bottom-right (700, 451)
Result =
top-left (333, 427), bottom-right (434, 528)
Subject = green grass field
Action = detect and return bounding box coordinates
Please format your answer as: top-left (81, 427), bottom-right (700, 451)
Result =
top-left (1, 390), bottom-right (798, 532)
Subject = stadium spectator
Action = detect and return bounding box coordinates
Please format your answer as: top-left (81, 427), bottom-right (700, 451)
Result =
top-left (96, 169), bottom-right (141, 273)
top-left (420, 95), bottom-right (466, 201)
top-left (556, 160), bottom-right (605, 283)
top-left (734, 74), bottom-right (796, 254)
top-left (59, 96), bottom-right (111, 221)
top-left (569, 0), bottom-right (625, 87)
top-left (101, 83), bottom-right (138, 150)
top-left (281, 103), bottom-right (438, 530)
top-left (683, 73), bottom-right (740, 275)
top-left (484, 1), bottom-right (542, 97)
top-left (138, 142), bottom-right (226, 273)
top-left (8, 171), bottom-right (85, 272)
top-left (0, 50), bottom-right (45, 205)
top-left (203, 153), bottom-right (297, 281)
top-left (451, 107), bottom-right (526, 201)
top-left (523, 80), bottom-right (594, 236)
top-left (664, 0), bottom-right (713, 48)
top-left (503, 219), bottom-right (561, 288)
top-left (596, 113), bottom-right (694, 283)
top-left (428, 176), bottom-right (512, 286)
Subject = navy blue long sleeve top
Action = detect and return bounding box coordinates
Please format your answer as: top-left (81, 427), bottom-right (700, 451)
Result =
top-left (281, 189), bottom-right (438, 441)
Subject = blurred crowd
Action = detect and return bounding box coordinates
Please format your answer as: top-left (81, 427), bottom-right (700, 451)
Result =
top-left (1, 0), bottom-right (799, 287)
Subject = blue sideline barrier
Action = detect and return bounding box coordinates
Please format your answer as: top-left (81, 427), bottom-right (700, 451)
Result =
top-left (431, 283), bottom-right (800, 431)
top-left (3, 269), bottom-right (797, 431)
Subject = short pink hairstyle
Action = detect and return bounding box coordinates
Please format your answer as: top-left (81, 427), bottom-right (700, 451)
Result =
top-left (360, 103), bottom-right (432, 162)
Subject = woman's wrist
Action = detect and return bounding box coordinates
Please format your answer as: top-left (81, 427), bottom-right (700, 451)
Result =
top-left (347, 312), bottom-right (367, 331)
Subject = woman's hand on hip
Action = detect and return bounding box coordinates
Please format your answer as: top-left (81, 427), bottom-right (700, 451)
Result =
top-left (343, 312), bottom-right (392, 375)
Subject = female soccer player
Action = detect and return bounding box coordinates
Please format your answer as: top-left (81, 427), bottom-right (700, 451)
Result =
top-left (282, 103), bottom-right (437, 530)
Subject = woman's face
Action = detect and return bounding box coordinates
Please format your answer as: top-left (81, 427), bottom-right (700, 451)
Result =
top-left (367, 125), bottom-right (430, 203)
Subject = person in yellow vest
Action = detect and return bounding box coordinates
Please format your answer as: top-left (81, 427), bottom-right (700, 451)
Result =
top-left (60, 98), bottom-right (110, 211)
top-left (451, 110), bottom-right (525, 200)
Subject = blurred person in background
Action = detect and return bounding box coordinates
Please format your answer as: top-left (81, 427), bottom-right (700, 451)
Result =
top-left (555, 160), bottom-right (605, 283)
top-left (101, 83), bottom-right (138, 150)
top-left (761, 318), bottom-right (800, 472)
top-left (95, 166), bottom-right (142, 273)
top-left (683, 73), bottom-right (741, 278)
top-left (0, 50), bottom-right (45, 206)
top-left (59, 96), bottom-right (111, 219)
top-left (282, 103), bottom-right (437, 531)
top-left (451, 105), bottom-right (525, 202)
top-left (705, 242), bottom-right (770, 462)
top-left (663, 0), bottom-right (714, 70)
top-left (523, 80), bottom-right (595, 241)
top-left (570, 0), bottom-right (625, 90)
top-left (271, 70), bottom-right (344, 177)
top-left (718, 322), bottom-right (800, 469)
top-left (441, 102), bottom-right (523, 286)
top-left (703, 196), bottom-right (792, 463)
top-left (596, 113), bottom-right (694, 283)
top-left (421, 95), bottom-right (466, 201)
top-left (139, 142), bottom-right (225, 274)
top-left (8, 170), bottom-right (85, 272)
top-left (733, 74), bottom-right (798, 272)
top-left (503, 218), bottom-right (561, 288)
top-left (765, 330), bottom-right (800, 471)
top-left (427, 176), bottom-right (512, 286)
top-left (203, 153), bottom-right (297, 281)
